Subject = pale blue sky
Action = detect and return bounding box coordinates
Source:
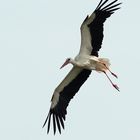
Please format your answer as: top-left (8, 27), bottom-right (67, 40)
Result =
top-left (0, 0), bottom-right (140, 140)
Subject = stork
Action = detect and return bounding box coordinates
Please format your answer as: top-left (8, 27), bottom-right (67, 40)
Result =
top-left (43, 0), bottom-right (122, 134)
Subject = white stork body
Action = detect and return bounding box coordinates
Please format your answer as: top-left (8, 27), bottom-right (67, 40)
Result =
top-left (74, 55), bottom-right (110, 71)
top-left (43, 0), bottom-right (122, 134)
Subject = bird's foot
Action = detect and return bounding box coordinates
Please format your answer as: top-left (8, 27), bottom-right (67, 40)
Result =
top-left (113, 84), bottom-right (120, 92)
top-left (111, 72), bottom-right (118, 79)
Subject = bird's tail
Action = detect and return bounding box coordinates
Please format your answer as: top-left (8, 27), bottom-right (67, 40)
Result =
top-left (96, 58), bottom-right (111, 72)
top-left (98, 58), bottom-right (111, 68)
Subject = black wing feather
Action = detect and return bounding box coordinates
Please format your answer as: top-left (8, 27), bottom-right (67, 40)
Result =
top-left (96, 0), bottom-right (104, 10)
top-left (58, 115), bottom-right (64, 129)
top-left (88, 0), bottom-right (121, 56)
top-left (46, 112), bottom-right (51, 134)
top-left (101, 0), bottom-right (118, 10)
top-left (105, 4), bottom-right (121, 11)
top-left (53, 114), bottom-right (56, 134)
top-left (43, 69), bottom-right (91, 134)
top-left (97, 0), bottom-right (109, 10)
top-left (55, 115), bottom-right (61, 134)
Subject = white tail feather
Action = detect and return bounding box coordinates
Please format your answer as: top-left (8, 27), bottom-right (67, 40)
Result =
top-left (95, 58), bottom-right (111, 72)
top-left (98, 58), bottom-right (111, 67)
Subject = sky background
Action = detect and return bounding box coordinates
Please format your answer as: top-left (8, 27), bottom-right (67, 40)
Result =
top-left (0, 0), bottom-right (140, 140)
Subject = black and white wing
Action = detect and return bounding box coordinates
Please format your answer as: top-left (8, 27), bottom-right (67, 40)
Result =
top-left (79, 0), bottom-right (122, 57)
top-left (43, 67), bottom-right (91, 134)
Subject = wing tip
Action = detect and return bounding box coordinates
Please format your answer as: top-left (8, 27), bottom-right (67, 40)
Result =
top-left (95, 0), bottom-right (122, 12)
top-left (42, 111), bottom-right (50, 128)
top-left (43, 109), bottom-right (65, 134)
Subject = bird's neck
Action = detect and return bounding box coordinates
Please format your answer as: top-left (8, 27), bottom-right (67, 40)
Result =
top-left (70, 58), bottom-right (80, 67)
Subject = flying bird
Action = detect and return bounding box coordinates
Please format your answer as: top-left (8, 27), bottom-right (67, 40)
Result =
top-left (43, 0), bottom-right (121, 134)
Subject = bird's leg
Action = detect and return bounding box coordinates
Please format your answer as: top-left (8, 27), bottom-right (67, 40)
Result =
top-left (103, 71), bottom-right (120, 92)
top-left (102, 63), bottom-right (118, 79)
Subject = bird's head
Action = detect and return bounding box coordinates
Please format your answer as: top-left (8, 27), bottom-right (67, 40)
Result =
top-left (60, 58), bottom-right (72, 69)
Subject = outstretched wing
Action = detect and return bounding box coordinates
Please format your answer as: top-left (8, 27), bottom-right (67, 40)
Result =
top-left (79, 0), bottom-right (122, 56)
top-left (43, 67), bottom-right (91, 134)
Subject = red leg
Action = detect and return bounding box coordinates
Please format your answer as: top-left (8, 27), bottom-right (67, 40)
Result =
top-left (103, 63), bottom-right (118, 78)
top-left (103, 71), bottom-right (120, 92)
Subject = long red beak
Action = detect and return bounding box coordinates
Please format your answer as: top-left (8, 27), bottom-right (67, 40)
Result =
top-left (60, 60), bottom-right (69, 69)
